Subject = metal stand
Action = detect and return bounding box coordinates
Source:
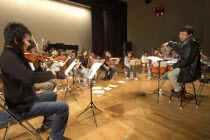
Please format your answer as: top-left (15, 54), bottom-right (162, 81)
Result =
top-left (76, 79), bottom-right (102, 127)
top-left (153, 61), bottom-right (167, 102)
top-left (66, 67), bottom-right (82, 101)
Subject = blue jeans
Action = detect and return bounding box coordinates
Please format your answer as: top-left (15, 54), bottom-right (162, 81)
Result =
top-left (22, 91), bottom-right (69, 140)
top-left (125, 65), bottom-right (137, 78)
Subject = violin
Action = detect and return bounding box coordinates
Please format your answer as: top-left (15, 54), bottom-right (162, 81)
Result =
top-left (24, 53), bottom-right (49, 63)
top-left (53, 56), bottom-right (68, 61)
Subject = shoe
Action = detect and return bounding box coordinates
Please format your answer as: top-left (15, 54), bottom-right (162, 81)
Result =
top-left (65, 87), bottom-right (72, 92)
top-left (83, 84), bottom-right (88, 87)
top-left (171, 91), bottom-right (182, 98)
top-left (126, 77), bottom-right (129, 80)
top-left (40, 123), bottom-right (52, 132)
top-left (47, 136), bottom-right (71, 140)
top-left (134, 78), bottom-right (138, 80)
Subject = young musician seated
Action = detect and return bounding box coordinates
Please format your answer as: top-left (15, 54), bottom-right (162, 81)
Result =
top-left (168, 50), bottom-right (179, 59)
top-left (78, 50), bottom-right (89, 86)
top-left (26, 41), bottom-right (57, 92)
top-left (148, 48), bottom-right (163, 78)
top-left (101, 51), bottom-right (116, 80)
top-left (162, 25), bottom-right (201, 97)
top-left (124, 51), bottom-right (138, 80)
top-left (70, 50), bottom-right (78, 59)
top-left (0, 22), bottom-right (71, 140)
top-left (141, 51), bottom-right (150, 73)
top-left (199, 47), bottom-right (208, 60)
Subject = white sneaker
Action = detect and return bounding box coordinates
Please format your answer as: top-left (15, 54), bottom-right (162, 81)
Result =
top-left (126, 77), bottom-right (129, 80)
top-left (134, 78), bottom-right (138, 80)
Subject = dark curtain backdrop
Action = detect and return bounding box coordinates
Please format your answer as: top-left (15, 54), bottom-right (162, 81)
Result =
top-left (91, 2), bottom-right (127, 57)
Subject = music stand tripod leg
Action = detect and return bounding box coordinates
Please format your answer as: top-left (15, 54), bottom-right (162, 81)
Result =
top-left (76, 79), bottom-right (102, 127)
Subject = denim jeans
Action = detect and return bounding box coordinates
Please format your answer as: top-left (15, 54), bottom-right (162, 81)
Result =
top-left (125, 65), bottom-right (137, 78)
top-left (22, 91), bottom-right (69, 140)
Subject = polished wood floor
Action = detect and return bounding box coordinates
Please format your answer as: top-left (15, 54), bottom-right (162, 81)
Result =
top-left (0, 66), bottom-right (210, 140)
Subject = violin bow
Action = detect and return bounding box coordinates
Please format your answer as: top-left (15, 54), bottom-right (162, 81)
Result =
top-left (31, 35), bottom-right (41, 53)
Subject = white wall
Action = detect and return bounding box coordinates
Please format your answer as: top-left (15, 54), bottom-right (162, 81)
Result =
top-left (0, 0), bottom-right (92, 55)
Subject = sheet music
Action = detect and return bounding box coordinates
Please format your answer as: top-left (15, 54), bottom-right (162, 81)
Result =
top-left (130, 60), bottom-right (137, 65)
top-left (85, 62), bottom-right (102, 79)
top-left (147, 56), bottom-right (163, 62)
top-left (65, 60), bottom-right (77, 74)
top-left (114, 58), bottom-right (121, 64)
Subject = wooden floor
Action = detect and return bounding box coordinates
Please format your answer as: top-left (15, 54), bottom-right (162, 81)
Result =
top-left (0, 67), bottom-right (210, 140)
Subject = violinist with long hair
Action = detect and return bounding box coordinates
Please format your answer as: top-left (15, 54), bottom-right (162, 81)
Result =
top-left (78, 49), bottom-right (89, 86)
top-left (124, 51), bottom-right (138, 80)
top-left (101, 51), bottom-right (116, 80)
top-left (0, 22), bottom-right (71, 140)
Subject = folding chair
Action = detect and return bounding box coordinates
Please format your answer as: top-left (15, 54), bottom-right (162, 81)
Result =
top-left (0, 95), bottom-right (42, 140)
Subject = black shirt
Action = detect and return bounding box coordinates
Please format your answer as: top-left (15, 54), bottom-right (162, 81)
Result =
top-left (0, 47), bottom-right (54, 114)
top-left (79, 56), bottom-right (88, 68)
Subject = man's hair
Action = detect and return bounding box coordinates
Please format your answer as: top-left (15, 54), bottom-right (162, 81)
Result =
top-left (180, 25), bottom-right (193, 36)
top-left (26, 40), bottom-right (36, 52)
top-left (4, 22), bottom-right (31, 46)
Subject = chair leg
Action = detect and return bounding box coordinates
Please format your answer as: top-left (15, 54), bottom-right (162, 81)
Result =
top-left (180, 84), bottom-right (185, 109)
top-left (18, 122), bottom-right (42, 140)
top-left (4, 121), bottom-right (10, 140)
top-left (169, 92), bottom-right (172, 103)
top-left (192, 83), bottom-right (199, 108)
top-left (25, 121), bottom-right (43, 140)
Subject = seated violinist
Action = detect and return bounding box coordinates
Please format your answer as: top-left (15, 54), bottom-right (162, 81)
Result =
top-left (101, 51), bottom-right (116, 80)
top-left (78, 50), bottom-right (89, 86)
top-left (46, 50), bottom-right (71, 91)
top-left (141, 51), bottom-right (150, 73)
top-left (168, 50), bottom-right (179, 59)
top-left (70, 50), bottom-right (78, 59)
top-left (90, 51), bottom-right (100, 59)
top-left (124, 51), bottom-right (138, 80)
top-left (26, 41), bottom-right (57, 91)
top-left (149, 48), bottom-right (163, 78)
top-left (0, 22), bottom-right (70, 140)
top-left (199, 47), bottom-right (208, 60)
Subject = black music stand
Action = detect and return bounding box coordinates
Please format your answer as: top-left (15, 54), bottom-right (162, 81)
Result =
top-left (76, 63), bottom-right (102, 127)
top-left (65, 60), bottom-right (81, 101)
top-left (147, 56), bottom-right (167, 102)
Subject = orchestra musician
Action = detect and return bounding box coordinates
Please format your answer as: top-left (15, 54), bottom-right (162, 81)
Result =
top-left (148, 48), bottom-right (163, 78)
top-left (124, 51), bottom-right (138, 80)
top-left (46, 50), bottom-right (71, 91)
top-left (0, 22), bottom-right (71, 140)
top-left (162, 25), bottom-right (201, 97)
top-left (101, 51), bottom-right (116, 80)
top-left (199, 47), bottom-right (208, 60)
top-left (168, 49), bottom-right (179, 59)
top-left (78, 49), bottom-right (89, 86)
top-left (70, 50), bottom-right (78, 59)
top-left (26, 40), bottom-right (57, 91)
top-left (141, 51), bottom-right (150, 73)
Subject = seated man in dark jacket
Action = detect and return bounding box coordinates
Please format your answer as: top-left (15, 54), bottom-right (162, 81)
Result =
top-left (0, 22), bottom-right (71, 140)
top-left (162, 25), bottom-right (201, 96)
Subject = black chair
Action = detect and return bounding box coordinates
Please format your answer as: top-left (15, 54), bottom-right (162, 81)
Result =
top-left (0, 96), bottom-right (42, 140)
top-left (169, 82), bottom-right (199, 109)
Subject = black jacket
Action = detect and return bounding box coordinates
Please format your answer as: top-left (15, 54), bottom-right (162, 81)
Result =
top-left (168, 39), bottom-right (201, 83)
top-left (0, 47), bottom-right (54, 114)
